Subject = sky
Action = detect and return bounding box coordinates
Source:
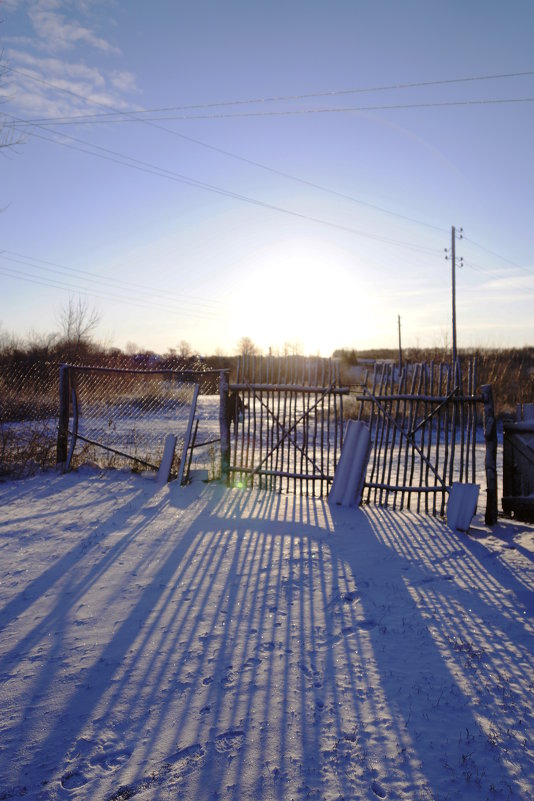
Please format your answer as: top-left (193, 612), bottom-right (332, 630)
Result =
top-left (1, 0), bottom-right (534, 357)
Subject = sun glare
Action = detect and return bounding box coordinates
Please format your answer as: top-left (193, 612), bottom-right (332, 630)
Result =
top-left (232, 238), bottom-right (379, 355)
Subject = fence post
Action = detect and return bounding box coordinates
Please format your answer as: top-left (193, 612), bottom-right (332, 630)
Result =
top-left (56, 364), bottom-right (70, 469)
top-left (481, 384), bottom-right (498, 524)
top-left (219, 369), bottom-right (230, 483)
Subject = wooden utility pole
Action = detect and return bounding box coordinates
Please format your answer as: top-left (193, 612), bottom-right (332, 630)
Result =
top-left (446, 226), bottom-right (462, 372)
top-left (451, 225), bottom-right (457, 367)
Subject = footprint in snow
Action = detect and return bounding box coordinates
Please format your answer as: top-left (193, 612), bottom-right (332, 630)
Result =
top-left (244, 656), bottom-right (262, 668)
top-left (220, 671), bottom-right (237, 689)
top-left (60, 770), bottom-right (88, 789)
top-left (356, 619), bottom-right (377, 631)
top-left (214, 730), bottom-right (245, 756)
top-left (167, 742), bottom-right (204, 765)
top-left (90, 748), bottom-right (131, 772)
top-left (371, 779), bottom-right (387, 798)
top-left (316, 620), bottom-right (376, 649)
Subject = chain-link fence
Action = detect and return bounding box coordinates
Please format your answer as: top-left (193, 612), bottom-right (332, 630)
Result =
top-left (64, 366), bottom-right (220, 478)
top-left (1, 361), bottom-right (222, 480)
top-left (0, 361), bottom-right (60, 477)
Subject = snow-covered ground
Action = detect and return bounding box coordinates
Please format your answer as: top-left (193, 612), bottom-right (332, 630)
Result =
top-left (0, 468), bottom-right (533, 800)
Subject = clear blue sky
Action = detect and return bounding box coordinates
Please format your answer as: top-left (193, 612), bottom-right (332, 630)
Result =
top-left (1, 0), bottom-right (533, 356)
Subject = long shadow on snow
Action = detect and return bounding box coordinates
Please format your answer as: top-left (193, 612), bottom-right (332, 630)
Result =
top-left (89, 488), bottom-right (531, 801)
top-left (3, 483), bottom-right (532, 800)
top-left (0, 480), bottom-right (171, 788)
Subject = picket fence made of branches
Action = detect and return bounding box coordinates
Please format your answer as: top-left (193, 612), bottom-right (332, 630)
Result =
top-left (221, 356), bottom-right (497, 521)
top-left (353, 360), bottom-right (496, 519)
top-left (221, 355), bottom-right (348, 496)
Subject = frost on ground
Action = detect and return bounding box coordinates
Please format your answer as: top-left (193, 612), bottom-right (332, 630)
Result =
top-left (0, 469), bottom-right (533, 801)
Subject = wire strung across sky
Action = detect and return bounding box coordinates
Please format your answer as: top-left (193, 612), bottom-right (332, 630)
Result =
top-left (5, 64), bottom-right (450, 234)
top-left (0, 250), bottom-right (226, 312)
top-left (11, 96), bottom-right (534, 123)
top-left (7, 66), bottom-right (534, 122)
top-left (5, 111), bottom-right (445, 257)
top-left (0, 258), bottom-right (229, 322)
top-left (4, 64), bottom-right (532, 277)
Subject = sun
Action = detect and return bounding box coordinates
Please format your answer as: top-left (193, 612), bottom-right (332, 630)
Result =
top-left (231, 237), bottom-right (379, 356)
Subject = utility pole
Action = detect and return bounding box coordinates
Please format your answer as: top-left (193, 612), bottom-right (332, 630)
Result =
top-left (397, 314), bottom-right (402, 373)
top-left (445, 226), bottom-right (463, 369)
top-left (451, 225), bottom-right (457, 366)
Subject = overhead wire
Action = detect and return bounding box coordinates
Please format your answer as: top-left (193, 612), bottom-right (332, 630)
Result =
top-left (5, 64), bottom-right (532, 282)
top-left (4, 111), bottom-right (444, 256)
top-left (0, 250), bottom-right (228, 312)
top-left (462, 235), bottom-right (534, 275)
top-left (11, 98), bottom-right (534, 123)
top-left (0, 262), bottom-right (227, 321)
top-left (7, 65), bottom-right (534, 119)
top-left (10, 65), bottom-right (531, 234)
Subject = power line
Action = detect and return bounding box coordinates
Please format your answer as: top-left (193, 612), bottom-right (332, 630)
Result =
top-left (12, 65), bottom-right (531, 277)
top-left (8, 64), bottom-right (530, 239)
top-left (7, 65), bottom-right (534, 119)
top-left (4, 64), bottom-right (448, 233)
top-left (463, 236), bottom-right (534, 275)
top-left (5, 112), bottom-right (444, 256)
top-left (1, 250), bottom-right (227, 312)
top-left (81, 96), bottom-right (534, 121)
top-left (12, 97), bottom-right (534, 124)
top-left (0, 263), bottom-right (226, 321)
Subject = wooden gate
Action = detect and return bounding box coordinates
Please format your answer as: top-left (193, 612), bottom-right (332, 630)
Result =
top-left (220, 356), bottom-right (348, 496)
top-left (503, 405), bottom-right (534, 521)
top-left (352, 361), bottom-right (495, 519)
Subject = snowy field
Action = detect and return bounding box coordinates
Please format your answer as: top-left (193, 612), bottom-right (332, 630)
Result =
top-left (0, 468), bottom-right (533, 800)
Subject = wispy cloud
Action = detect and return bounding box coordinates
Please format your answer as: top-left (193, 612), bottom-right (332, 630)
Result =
top-left (2, 0), bottom-right (139, 118)
top-left (476, 273), bottom-right (534, 293)
top-left (28, 1), bottom-right (121, 55)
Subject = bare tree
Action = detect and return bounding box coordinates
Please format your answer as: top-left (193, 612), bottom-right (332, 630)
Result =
top-left (283, 340), bottom-right (304, 357)
top-left (57, 295), bottom-right (100, 354)
top-left (178, 340), bottom-right (192, 359)
top-left (236, 336), bottom-right (259, 357)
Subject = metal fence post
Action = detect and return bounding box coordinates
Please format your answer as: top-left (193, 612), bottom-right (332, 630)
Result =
top-left (219, 369), bottom-right (230, 483)
top-left (481, 383), bottom-right (498, 524)
top-left (56, 364), bottom-right (70, 469)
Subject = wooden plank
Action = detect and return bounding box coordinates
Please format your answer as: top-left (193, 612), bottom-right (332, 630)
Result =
top-left (227, 467), bottom-right (334, 480)
top-left (481, 384), bottom-right (498, 525)
top-left (230, 383), bottom-right (349, 394)
top-left (176, 383), bottom-right (199, 485)
top-left (366, 483), bottom-right (448, 493)
top-left (352, 393), bottom-right (481, 403)
top-left (157, 433), bottom-right (177, 484)
top-left (66, 386), bottom-right (79, 471)
top-left (56, 364), bottom-right (70, 467)
top-left (504, 421), bottom-right (534, 433)
top-left (507, 434), bottom-right (534, 466)
top-left (219, 370), bottom-right (230, 483)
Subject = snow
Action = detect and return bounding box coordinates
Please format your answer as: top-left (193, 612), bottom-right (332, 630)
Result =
top-left (0, 468), bottom-right (533, 800)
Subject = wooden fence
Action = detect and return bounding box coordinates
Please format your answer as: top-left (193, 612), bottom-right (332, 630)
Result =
top-left (352, 361), bottom-right (497, 521)
top-left (219, 358), bottom-right (497, 522)
top-left (220, 356), bottom-right (347, 496)
top-left (502, 404), bottom-right (534, 521)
